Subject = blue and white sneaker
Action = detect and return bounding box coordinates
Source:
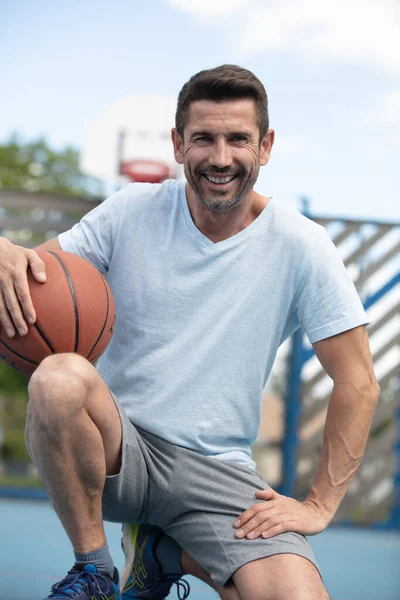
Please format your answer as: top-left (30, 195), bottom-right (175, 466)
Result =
top-left (43, 563), bottom-right (121, 599)
top-left (120, 523), bottom-right (190, 599)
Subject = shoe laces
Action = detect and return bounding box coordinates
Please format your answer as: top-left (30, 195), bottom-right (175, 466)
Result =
top-left (173, 577), bottom-right (191, 600)
top-left (48, 566), bottom-right (111, 598)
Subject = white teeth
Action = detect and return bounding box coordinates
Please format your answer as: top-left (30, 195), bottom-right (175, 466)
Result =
top-left (206, 175), bottom-right (236, 184)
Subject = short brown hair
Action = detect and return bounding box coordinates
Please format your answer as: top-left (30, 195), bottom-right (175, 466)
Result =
top-left (175, 64), bottom-right (269, 139)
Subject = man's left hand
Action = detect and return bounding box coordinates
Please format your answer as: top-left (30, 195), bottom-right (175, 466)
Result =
top-left (233, 488), bottom-right (330, 539)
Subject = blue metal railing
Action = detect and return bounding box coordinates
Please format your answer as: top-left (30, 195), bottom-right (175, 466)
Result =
top-left (281, 215), bottom-right (400, 529)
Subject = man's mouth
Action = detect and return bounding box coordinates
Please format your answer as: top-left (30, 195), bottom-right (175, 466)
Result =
top-left (202, 174), bottom-right (238, 185)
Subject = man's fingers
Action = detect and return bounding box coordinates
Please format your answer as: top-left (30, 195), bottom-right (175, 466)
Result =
top-left (236, 511), bottom-right (289, 539)
top-left (234, 502), bottom-right (271, 527)
top-left (1, 283), bottom-right (28, 336)
top-left (255, 488), bottom-right (275, 500)
top-left (235, 512), bottom-right (272, 538)
top-left (0, 293), bottom-right (16, 337)
top-left (14, 273), bottom-right (36, 325)
top-left (235, 504), bottom-right (275, 536)
top-left (234, 490), bottom-right (275, 529)
top-left (6, 250), bottom-right (44, 329)
top-left (248, 513), bottom-right (289, 539)
top-left (0, 245), bottom-right (44, 334)
top-left (261, 520), bottom-right (289, 539)
top-left (234, 498), bottom-right (326, 541)
top-left (27, 250), bottom-right (46, 283)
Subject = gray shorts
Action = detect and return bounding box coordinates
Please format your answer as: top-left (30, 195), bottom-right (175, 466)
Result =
top-left (102, 395), bottom-right (319, 586)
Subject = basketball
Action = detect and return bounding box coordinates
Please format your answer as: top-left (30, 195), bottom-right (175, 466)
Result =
top-left (0, 249), bottom-right (116, 376)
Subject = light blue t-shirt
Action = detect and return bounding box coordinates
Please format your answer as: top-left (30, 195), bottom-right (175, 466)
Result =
top-left (58, 179), bottom-right (368, 467)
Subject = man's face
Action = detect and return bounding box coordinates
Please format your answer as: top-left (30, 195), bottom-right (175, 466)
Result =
top-left (172, 99), bottom-right (273, 212)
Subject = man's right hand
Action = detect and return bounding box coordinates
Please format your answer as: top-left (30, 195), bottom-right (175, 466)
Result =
top-left (0, 237), bottom-right (47, 338)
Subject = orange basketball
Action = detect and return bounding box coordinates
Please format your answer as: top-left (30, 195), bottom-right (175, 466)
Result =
top-left (0, 250), bottom-right (116, 376)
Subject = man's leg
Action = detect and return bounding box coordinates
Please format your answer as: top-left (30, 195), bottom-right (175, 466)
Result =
top-left (28, 352), bottom-right (225, 599)
top-left (232, 554), bottom-right (330, 600)
top-left (182, 550), bottom-right (240, 600)
top-left (25, 352), bottom-right (122, 554)
top-left (121, 523), bottom-right (240, 600)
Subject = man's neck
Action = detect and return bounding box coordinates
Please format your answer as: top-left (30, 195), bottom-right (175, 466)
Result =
top-left (185, 185), bottom-right (270, 243)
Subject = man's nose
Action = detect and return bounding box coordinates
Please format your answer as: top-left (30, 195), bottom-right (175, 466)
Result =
top-left (209, 139), bottom-right (232, 169)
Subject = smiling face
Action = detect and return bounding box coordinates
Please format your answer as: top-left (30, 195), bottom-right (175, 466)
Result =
top-left (172, 98), bottom-right (274, 212)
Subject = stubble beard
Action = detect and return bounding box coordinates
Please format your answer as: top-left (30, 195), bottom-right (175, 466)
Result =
top-left (184, 164), bottom-right (260, 213)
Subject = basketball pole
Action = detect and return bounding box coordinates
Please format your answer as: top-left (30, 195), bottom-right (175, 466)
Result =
top-left (116, 129), bottom-right (127, 190)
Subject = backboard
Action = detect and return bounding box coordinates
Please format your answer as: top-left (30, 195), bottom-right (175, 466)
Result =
top-left (80, 95), bottom-right (184, 187)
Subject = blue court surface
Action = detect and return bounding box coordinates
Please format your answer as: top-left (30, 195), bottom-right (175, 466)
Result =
top-left (0, 498), bottom-right (399, 600)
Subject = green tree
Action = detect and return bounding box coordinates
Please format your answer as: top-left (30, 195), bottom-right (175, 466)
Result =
top-left (0, 132), bottom-right (103, 197)
top-left (0, 363), bottom-right (30, 461)
top-left (0, 133), bottom-right (101, 468)
top-left (0, 362), bottom-right (28, 396)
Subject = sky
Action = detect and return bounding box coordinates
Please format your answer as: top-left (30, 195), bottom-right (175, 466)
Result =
top-left (2, 0), bottom-right (400, 221)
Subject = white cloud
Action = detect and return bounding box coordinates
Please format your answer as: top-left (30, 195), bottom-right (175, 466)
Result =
top-left (166, 0), bottom-right (400, 74)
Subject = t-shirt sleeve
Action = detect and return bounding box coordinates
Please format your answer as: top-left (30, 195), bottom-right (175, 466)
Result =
top-left (58, 187), bottom-right (127, 273)
top-left (295, 225), bottom-right (369, 344)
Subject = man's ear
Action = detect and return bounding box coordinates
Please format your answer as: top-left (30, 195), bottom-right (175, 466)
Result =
top-left (259, 129), bottom-right (275, 166)
top-left (171, 128), bottom-right (184, 165)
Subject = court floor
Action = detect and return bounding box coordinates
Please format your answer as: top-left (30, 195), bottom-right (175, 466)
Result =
top-left (0, 498), bottom-right (399, 600)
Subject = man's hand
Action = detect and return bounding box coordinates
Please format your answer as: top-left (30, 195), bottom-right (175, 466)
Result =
top-left (0, 237), bottom-right (46, 337)
top-left (233, 488), bottom-right (330, 539)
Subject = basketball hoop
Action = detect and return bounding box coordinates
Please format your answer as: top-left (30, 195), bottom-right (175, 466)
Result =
top-left (80, 96), bottom-right (184, 184)
top-left (120, 159), bottom-right (171, 184)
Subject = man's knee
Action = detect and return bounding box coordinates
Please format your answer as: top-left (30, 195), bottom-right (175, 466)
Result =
top-left (233, 554), bottom-right (329, 600)
top-left (27, 354), bottom-right (94, 437)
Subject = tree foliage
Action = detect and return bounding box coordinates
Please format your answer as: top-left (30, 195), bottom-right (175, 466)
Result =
top-left (0, 365), bottom-right (30, 462)
top-left (0, 133), bottom-right (99, 465)
top-left (0, 362), bottom-right (29, 396)
top-left (0, 132), bottom-right (102, 197)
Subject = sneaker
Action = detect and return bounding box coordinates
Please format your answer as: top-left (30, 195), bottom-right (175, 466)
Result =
top-left (120, 523), bottom-right (190, 599)
top-left (44, 563), bottom-right (121, 599)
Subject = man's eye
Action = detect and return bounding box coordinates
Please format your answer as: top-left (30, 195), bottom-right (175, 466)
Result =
top-left (231, 136), bottom-right (247, 142)
top-left (195, 136), bottom-right (212, 142)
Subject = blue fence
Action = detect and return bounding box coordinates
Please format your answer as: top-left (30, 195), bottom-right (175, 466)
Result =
top-left (282, 213), bottom-right (400, 529)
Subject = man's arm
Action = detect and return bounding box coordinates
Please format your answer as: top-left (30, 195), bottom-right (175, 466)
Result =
top-left (233, 325), bottom-right (379, 539)
top-left (35, 236), bottom-right (62, 252)
top-left (305, 324), bottom-right (379, 519)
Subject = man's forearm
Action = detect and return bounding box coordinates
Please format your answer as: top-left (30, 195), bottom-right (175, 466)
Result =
top-left (305, 379), bottom-right (379, 521)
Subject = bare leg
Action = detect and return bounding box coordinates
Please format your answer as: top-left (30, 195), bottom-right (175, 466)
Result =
top-left (25, 353), bottom-right (122, 553)
top-left (232, 554), bottom-right (329, 600)
top-left (182, 550), bottom-right (241, 600)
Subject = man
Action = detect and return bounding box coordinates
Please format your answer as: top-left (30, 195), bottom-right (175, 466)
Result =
top-left (0, 65), bottom-right (379, 600)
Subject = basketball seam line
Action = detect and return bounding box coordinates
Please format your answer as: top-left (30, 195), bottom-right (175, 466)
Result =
top-left (33, 322), bottom-right (56, 354)
top-left (87, 272), bottom-right (110, 360)
top-left (46, 250), bottom-right (80, 353)
top-left (0, 337), bottom-right (39, 366)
